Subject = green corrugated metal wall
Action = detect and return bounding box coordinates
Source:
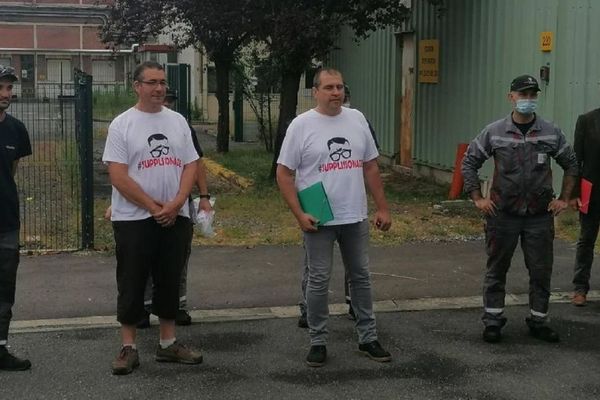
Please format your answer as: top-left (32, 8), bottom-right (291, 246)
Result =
top-left (413, 0), bottom-right (600, 182)
top-left (328, 27), bottom-right (400, 159)
top-left (331, 0), bottom-right (600, 185)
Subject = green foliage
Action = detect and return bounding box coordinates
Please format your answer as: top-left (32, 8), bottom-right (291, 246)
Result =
top-left (92, 87), bottom-right (135, 120)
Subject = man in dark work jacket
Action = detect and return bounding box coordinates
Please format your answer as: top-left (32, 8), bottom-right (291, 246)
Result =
top-left (571, 108), bottom-right (600, 306)
top-left (462, 75), bottom-right (578, 344)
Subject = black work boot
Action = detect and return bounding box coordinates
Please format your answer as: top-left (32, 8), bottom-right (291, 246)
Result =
top-left (528, 326), bottom-right (560, 343)
top-left (175, 309), bottom-right (192, 326)
top-left (0, 346), bottom-right (31, 371)
top-left (483, 326), bottom-right (502, 343)
top-left (526, 317), bottom-right (560, 343)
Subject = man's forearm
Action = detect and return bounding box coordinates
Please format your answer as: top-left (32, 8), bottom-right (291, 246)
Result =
top-left (469, 189), bottom-right (484, 201)
top-left (559, 175), bottom-right (577, 201)
top-left (110, 171), bottom-right (159, 212)
top-left (175, 162), bottom-right (197, 206)
top-left (363, 160), bottom-right (389, 211)
top-left (276, 165), bottom-right (303, 219)
top-left (195, 159), bottom-right (209, 194)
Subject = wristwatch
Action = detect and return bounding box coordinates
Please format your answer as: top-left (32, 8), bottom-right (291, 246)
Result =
top-left (199, 194), bottom-right (211, 200)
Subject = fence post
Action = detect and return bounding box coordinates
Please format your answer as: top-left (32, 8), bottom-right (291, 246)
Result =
top-left (233, 74), bottom-right (244, 142)
top-left (75, 70), bottom-right (94, 250)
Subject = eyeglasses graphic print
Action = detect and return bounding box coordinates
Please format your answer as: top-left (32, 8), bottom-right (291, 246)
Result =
top-left (327, 137), bottom-right (352, 162)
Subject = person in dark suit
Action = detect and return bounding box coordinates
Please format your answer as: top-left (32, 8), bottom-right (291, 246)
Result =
top-left (571, 108), bottom-right (600, 306)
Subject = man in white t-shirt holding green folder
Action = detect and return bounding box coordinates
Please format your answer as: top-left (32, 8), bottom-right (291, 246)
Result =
top-left (276, 68), bottom-right (392, 368)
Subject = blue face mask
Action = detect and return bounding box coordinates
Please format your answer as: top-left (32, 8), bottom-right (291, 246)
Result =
top-left (515, 99), bottom-right (538, 115)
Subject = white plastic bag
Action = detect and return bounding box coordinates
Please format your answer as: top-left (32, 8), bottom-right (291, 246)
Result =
top-left (192, 197), bottom-right (216, 237)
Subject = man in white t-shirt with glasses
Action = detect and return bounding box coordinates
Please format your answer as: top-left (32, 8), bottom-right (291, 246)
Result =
top-left (277, 68), bottom-right (392, 367)
top-left (102, 61), bottom-right (202, 375)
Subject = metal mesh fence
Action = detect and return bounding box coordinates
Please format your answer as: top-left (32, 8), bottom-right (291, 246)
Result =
top-left (9, 83), bottom-right (82, 251)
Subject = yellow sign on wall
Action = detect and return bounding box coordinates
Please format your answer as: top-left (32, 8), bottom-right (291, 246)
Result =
top-left (540, 31), bottom-right (553, 52)
top-left (418, 39), bottom-right (439, 83)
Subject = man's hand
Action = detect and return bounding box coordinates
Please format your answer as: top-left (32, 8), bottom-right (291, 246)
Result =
top-left (153, 200), bottom-right (182, 227)
top-left (474, 198), bottom-right (497, 216)
top-left (297, 213), bottom-right (318, 232)
top-left (548, 199), bottom-right (569, 216)
top-left (373, 209), bottom-right (391, 231)
top-left (104, 205), bottom-right (112, 221)
top-left (198, 198), bottom-right (213, 212)
top-left (569, 198), bottom-right (581, 211)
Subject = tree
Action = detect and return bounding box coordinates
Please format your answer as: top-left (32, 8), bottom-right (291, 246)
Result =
top-left (100, 0), bottom-right (263, 153)
top-left (262, 0), bottom-right (410, 178)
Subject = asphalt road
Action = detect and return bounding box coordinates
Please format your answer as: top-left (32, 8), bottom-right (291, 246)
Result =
top-left (2, 303), bottom-right (600, 399)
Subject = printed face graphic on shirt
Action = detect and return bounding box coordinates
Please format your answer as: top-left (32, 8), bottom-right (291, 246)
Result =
top-left (148, 133), bottom-right (170, 158)
top-left (327, 137), bottom-right (352, 162)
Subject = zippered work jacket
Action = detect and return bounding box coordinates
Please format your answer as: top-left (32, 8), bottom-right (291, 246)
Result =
top-left (462, 114), bottom-right (578, 216)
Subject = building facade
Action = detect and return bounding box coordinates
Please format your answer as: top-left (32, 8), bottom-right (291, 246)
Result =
top-left (0, 0), bottom-right (132, 98)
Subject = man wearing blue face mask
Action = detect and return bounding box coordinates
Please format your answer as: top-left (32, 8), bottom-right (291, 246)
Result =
top-left (462, 74), bottom-right (578, 344)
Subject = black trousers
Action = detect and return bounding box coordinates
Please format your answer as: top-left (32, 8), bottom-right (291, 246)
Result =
top-left (0, 230), bottom-right (20, 344)
top-left (113, 217), bottom-right (192, 325)
top-left (573, 205), bottom-right (600, 294)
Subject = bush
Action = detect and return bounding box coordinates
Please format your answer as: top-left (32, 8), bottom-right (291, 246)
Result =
top-left (93, 86), bottom-right (136, 120)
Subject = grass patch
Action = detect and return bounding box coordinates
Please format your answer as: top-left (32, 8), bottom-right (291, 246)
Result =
top-left (93, 88), bottom-right (135, 121)
top-left (89, 146), bottom-right (597, 250)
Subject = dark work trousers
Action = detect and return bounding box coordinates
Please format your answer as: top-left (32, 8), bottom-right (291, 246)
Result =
top-left (482, 212), bottom-right (554, 328)
top-left (0, 230), bottom-right (20, 346)
top-left (113, 216), bottom-right (192, 325)
top-left (573, 205), bottom-right (600, 294)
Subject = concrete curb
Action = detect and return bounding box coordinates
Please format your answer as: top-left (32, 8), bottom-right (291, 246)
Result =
top-left (10, 290), bottom-right (599, 335)
top-left (203, 158), bottom-right (253, 189)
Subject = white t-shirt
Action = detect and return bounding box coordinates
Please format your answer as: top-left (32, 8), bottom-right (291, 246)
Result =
top-left (102, 106), bottom-right (199, 221)
top-left (277, 107), bottom-right (379, 226)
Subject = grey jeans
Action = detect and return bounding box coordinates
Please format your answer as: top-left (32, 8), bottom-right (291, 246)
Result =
top-left (482, 212), bottom-right (554, 328)
top-left (0, 230), bottom-right (20, 345)
top-left (299, 245), bottom-right (351, 316)
top-left (304, 220), bottom-right (377, 346)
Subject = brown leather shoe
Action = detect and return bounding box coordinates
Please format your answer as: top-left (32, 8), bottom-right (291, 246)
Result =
top-left (572, 293), bottom-right (587, 307)
top-left (111, 346), bottom-right (139, 375)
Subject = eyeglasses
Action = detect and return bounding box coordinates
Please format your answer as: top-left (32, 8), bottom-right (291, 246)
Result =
top-left (138, 80), bottom-right (168, 87)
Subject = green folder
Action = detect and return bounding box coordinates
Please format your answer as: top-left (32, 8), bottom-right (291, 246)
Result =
top-left (297, 181), bottom-right (334, 226)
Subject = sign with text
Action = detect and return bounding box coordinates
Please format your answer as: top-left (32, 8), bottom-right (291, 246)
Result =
top-left (540, 31), bottom-right (553, 52)
top-left (418, 39), bottom-right (439, 83)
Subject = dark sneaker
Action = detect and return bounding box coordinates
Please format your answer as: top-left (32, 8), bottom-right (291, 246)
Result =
top-left (483, 326), bottom-right (502, 343)
top-left (347, 305), bottom-right (356, 321)
top-left (0, 347), bottom-right (31, 371)
top-left (111, 346), bottom-right (139, 375)
top-left (529, 326), bottom-right (560, 343)
top-left (306, 345), bottom-right (327, 367)
top-left (358, 340), bottom-right (392, 362)
top-left (175, 310), bottom-right (192, 326)
top-left (298, 314), bottom-right (308, 328)
top-left (155, 341), bottom-right (203, 364)
top-left (137, 312), bottom-right (150, 329)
